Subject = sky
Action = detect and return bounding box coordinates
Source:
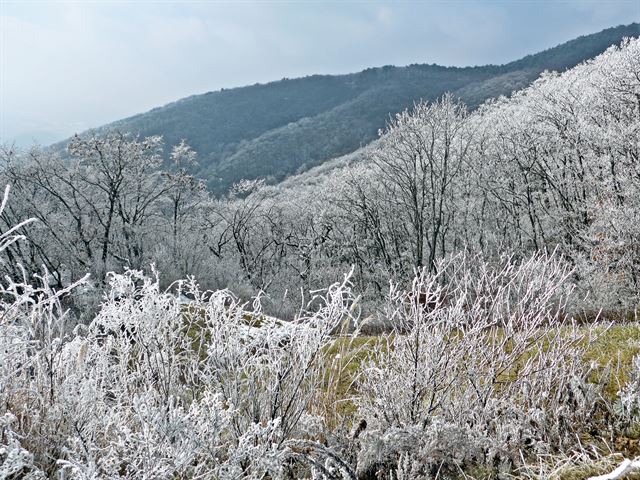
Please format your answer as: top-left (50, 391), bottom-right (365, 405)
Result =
top-left (1, 0), bottom-right (638, 146)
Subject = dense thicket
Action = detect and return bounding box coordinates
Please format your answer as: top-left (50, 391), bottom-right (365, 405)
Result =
top-left (55, 24), bottom-right (639, 194)
top-left (0, 36), bottom-right (639, 479)
top-left (0, 218), bottom-right (638, 478)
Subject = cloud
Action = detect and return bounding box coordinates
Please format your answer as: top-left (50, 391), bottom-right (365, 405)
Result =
top-left (143, 15), bottom-right (207, 51)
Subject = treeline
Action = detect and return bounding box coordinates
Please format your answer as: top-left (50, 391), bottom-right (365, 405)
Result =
top-left (1, 37), bottom-right (639, 322)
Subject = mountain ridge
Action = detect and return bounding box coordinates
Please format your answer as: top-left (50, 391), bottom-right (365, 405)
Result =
top-left (60, 23), bottom-right (639, 194)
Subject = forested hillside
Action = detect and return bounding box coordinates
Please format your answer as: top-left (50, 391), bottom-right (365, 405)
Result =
top-left (59, 23), bottom-right (639, 193)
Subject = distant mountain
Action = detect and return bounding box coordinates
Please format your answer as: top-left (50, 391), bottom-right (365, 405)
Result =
top-left (64, 23), bottom-right (639, 194)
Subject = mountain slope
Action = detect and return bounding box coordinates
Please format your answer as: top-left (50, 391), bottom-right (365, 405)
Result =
top-left (71, 23), bottom-right (639, 194)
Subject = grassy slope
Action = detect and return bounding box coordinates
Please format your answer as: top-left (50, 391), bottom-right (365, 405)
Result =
top-left (326, 324), bottom-right (640, 407)
top-left (323, 324), bottom-right (640, 478)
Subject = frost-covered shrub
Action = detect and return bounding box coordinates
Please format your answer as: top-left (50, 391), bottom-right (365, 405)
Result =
top-left (0, 413), bottom-right (46, 480)
top-left (356, 421), bottom-right (486, 480)
top-left (615, 355), bottom-right (640, 432)
top-left (355, 252), bottom-right (607, 477)
top-left (0, 257), bottom-right (357, 477)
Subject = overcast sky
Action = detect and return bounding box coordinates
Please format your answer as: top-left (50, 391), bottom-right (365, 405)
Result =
top-left (1, 0), bottom-right (638, 146)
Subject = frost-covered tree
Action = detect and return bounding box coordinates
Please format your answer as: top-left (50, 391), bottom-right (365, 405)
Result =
top-left (371, 94), bottom-right (473, 272)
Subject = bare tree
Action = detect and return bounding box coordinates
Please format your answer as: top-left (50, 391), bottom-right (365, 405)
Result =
top-left (372, 94), bottom-right (473, 272)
